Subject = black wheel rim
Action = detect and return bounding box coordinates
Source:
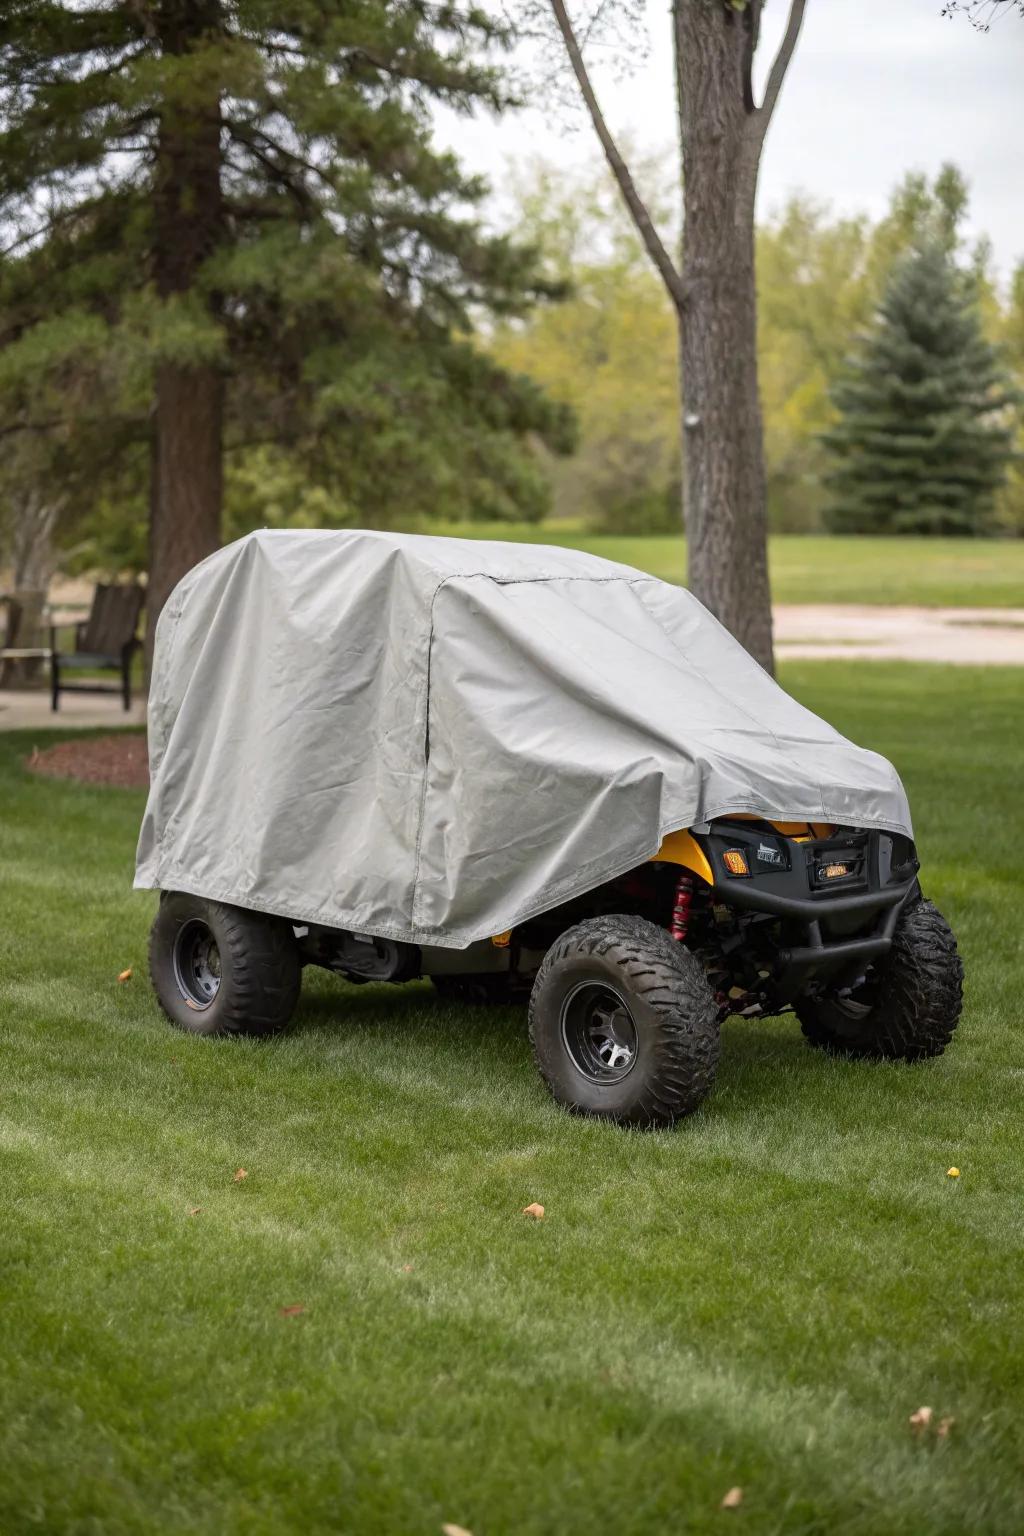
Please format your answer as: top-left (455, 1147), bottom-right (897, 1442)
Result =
top-left (559, 980), bottom-right (639, 1084)
top-left (172, 919), bottom-right (222, 1011)
top-left (824, 972), bottom-right (880, 1037)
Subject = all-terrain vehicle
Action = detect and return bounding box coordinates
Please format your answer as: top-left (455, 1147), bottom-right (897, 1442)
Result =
top-left (138, 530), bottom-right (963, 1126)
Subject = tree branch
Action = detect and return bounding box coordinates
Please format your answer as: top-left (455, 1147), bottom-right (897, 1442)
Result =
top-left (751, 0), bottom-right (807, 144)
top-left (742, 0), bottom-right (763, 113)
top-left (548, 0), bottom-right (688, 313)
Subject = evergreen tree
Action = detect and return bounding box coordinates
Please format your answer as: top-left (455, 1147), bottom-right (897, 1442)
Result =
top-left (823, 241), bottom-right (1016, 535)
top-left (0, 2), bottom-right (571, 640)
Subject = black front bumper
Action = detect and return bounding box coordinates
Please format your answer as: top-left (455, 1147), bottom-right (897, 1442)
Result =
top-left (694, 821), bottom-right (920, 998)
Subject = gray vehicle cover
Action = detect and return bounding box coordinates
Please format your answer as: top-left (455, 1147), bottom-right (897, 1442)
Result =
top-left (135, 529), bottom-right (912, 948)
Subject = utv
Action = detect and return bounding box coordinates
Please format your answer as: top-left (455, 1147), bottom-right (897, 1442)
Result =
top-left (138, 530), bottom-right (963, 1127)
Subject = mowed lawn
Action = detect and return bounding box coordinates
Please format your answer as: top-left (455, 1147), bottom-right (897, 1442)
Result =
top-left (1, 663), bottom-right (1022, 1535)
top-left (429, 525), bottom-right (1024, 608)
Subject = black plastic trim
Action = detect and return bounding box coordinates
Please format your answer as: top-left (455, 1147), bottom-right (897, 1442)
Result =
top-left (707, 877), bottom-right (910, 922)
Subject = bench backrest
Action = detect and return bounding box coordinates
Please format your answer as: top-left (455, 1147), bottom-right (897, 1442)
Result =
top-left (80, 583), bottom-right (145, 655)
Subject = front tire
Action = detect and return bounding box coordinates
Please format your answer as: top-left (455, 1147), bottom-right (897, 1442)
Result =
top-left (528, 915), bottom-right (720, 1127)
top-left (149, 892), bottom-right (301, 1037)
top-left (796, 898), bottom-right (963, 1060)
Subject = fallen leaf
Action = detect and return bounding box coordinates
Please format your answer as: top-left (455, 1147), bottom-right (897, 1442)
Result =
top-left (720, 1486), bottom-right (743, 1510)
top-left (233, 1168), bottom-right (248, 1182)
top-left (189, 1206), bottom-right (203, 1217)
top-left (937, 1416), bottom-right (956, 1439)
top-left (279, 1304), bottom-right (305, 1317)
top-left (441, 1525), bottom-right (474, 1536)
top-left (401, 1264), bottom-right (414, 1273)
top-left (909, 1406), bottom-right (934, 1435)
top-left (117, 968), bottom-right (133, 983)
top-left (947, 1167), bottom-right (960, 1179)
top-left (522, 1202), bottom-right (545, 1219)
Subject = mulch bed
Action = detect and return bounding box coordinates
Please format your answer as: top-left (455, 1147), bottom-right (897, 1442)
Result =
top-left (26, 734), bottom-right (150, 789)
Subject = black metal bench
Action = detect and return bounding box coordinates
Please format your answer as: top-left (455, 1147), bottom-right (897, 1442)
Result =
top-left (50, 583), bottom-right (145, 712)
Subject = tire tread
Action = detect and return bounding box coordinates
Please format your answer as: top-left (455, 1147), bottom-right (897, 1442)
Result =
top-left (149, 894), bottom-right (301, 1037)
top-left (797, 898), bottom-right (963, 1061)
top-left (528, 914), bottom-right (719, 1127)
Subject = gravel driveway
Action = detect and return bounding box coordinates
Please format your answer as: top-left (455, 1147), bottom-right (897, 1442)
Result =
top-left (774, 605), bottom-right (1024, 664)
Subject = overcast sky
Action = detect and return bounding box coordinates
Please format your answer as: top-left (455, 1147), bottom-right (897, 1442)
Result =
top-left (436, 0), bottom-right (1024, 281)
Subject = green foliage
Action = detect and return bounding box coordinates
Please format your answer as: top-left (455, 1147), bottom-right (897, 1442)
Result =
top-left (993, 261), bottom-right (1024, 533)
top-left (490, 154), bottom-right (681, 535)
top-left (0, 1), bottom-right (572, 563)
top-left (488, 158), bottom-right (1022, 539)
top-left (823, 241), bottom-right (1017, 536)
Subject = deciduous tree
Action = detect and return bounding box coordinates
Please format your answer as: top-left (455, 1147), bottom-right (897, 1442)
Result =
top-left (524, 0), bottom-right (808, 671)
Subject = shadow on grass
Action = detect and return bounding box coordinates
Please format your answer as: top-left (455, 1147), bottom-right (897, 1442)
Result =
top-left (281, 967), bottom-right (902, 1124)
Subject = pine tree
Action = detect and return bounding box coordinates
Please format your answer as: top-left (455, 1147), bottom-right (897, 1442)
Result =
top-left (823, 241), bottom-right (1016, 535)
top-left (0, 2), bottom-right (571, 642)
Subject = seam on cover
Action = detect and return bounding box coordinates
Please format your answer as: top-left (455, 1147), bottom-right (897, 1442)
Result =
top-left (408, 570), bottom-right (650, 929)
top-left (409, 577), bottom-right (446, 927)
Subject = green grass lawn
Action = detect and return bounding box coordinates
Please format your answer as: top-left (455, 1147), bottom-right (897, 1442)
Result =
top-left (2, 663), bottom-right (1022, 1535)
top-left (426, 525), bottom-right (1024, 608)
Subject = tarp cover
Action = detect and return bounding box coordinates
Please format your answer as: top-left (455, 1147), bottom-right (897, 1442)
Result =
top-left (135, 529), bottom-right (912, 947)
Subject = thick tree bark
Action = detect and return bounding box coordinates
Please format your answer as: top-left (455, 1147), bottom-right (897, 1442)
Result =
top-left (149, 364), bottom-right (222, 638)
top-left (674, 0), bottom-right (773, 671)
top-left (548, 0), bottom-right (806, 676)
top-left (147, 0), bottom-right (224, 668)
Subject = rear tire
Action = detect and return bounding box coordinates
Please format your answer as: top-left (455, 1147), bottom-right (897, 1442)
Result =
top-left (797, 898), bottom-right (963, 1061)
top-left (149, 892), bottom-right (301, 1037)
top-left (528, 915), bottom-right (719, 1127)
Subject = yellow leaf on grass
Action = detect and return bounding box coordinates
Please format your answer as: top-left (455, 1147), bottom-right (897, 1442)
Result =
top-left (189, 1206), bottom-right (203, 1217)
top-left (522, 1202), bottom-right (545, 1219)
top-left (937, 1416), bottom-right (956, 1439)
top-left (909, 1406), bottom-right (933, 1434)
top-left (720, 1486), bottom-right (743, 1510)
top-left (441, 1525), bottom-right (474, 1536)
top-left (117, 968), bottom-right (133, 983)
top-left (947, 1167), bottom-right (960, 1178)
top-left (233, 1168), bottom-right (248, 1182)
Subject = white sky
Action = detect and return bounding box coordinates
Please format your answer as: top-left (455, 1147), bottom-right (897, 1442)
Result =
top-left (435, 0), bottom-right (1024, 280)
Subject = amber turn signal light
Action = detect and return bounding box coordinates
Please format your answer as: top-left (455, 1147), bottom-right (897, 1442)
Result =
top-left (723, 849), bottom-right (750, 877)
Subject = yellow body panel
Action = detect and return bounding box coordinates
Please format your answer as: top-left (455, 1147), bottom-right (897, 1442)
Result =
top-left (652, 819), bottom-right (835, 884)
top-left (650, 830), bottom-right (714, 885)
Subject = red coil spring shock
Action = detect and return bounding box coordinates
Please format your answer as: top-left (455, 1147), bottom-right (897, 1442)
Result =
top-left (670, 873), bottom-right (694, 942)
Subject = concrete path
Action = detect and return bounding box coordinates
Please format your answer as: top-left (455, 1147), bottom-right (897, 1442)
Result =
top-left (0, 689), bottom-right (147, 731)
top-left (1, 604), bottom-right (1021, 732)
top-left (774, 605), bottom-right (1024, 665)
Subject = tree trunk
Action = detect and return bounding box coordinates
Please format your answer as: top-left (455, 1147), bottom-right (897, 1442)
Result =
top-left (148, 0), bottom-right (224, 670)
top-left (149, 363), bottom-right (223, 642)
top-left (674, 1), bottom-right (774, 673)
top-left (12, 488), bottom-right (59, 592)
top-left (0, 490), bottom-right (59, 688)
